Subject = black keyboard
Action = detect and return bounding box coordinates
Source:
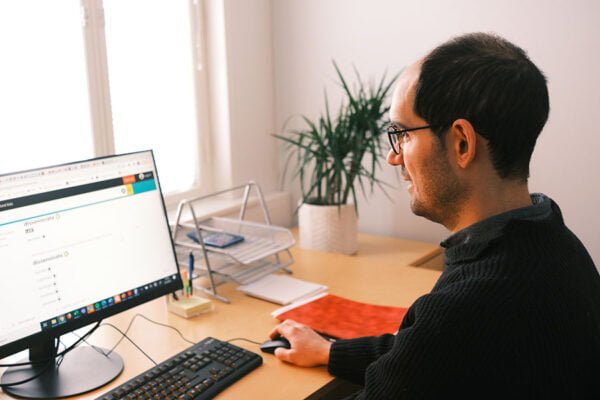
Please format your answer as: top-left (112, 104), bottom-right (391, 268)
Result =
top-left (97, 337), bottom-right (262, 400)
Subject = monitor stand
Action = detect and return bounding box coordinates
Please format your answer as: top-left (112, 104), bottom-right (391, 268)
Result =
top-left (1, 338), bottom-right (123, 399)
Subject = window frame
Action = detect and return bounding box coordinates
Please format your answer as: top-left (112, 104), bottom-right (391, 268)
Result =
top-left (80, 0), bottom-right (212, 206)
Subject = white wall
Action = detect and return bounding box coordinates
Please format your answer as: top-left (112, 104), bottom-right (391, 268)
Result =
top-left (271, 0), bottom-right (600, 266)
top-left (203, 0), bottom-right (279, 193)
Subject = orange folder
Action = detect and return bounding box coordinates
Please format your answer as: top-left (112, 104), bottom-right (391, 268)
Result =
top-left (275, 294), bottom-right (408, 340)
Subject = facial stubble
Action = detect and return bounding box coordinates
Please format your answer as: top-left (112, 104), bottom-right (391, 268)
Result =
top-left (408, 142), bottom-right (467, 230)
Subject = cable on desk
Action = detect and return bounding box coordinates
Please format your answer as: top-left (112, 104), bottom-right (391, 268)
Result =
top-left (103, 313), bottom-right (195, 357)
top-left (71, 312), bottom-right (197, 368)
top-left (0, 339), bottom-right (58, 388)
top-left (1, 310), bottom-right (218, 387)
top-left (54, 340), bottom-right (70, 367)
top-left (0, 321), bottom-right (101, 368)
top-left (0, 355), bottom-right (54, 389)
top-left (69, 322), bottom-right (157, 366)
top-left (0, 340), bottom-right (65, 369)
top-left (226, 338), bottom-right (262, 346)
top-left (67, 331), bottom-right (114, 360)
top-left (0, 322), bottom-right (101, 388)
top-left (133, 314), bottom-right (195, 346)
top-left (102, 312), bottom-right (141, 356)
top-left (101, 323), bottom-right (157, 366)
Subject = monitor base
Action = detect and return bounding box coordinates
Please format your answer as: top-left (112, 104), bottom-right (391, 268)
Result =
top-left (1, 346), bottom-right (123, 399)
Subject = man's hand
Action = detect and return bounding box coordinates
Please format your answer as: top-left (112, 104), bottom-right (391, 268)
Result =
top-left (268, 319), bottom-right (332, 367)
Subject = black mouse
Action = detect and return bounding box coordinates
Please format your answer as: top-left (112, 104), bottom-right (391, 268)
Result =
top-left (260, 337), bottom-right (291, 354)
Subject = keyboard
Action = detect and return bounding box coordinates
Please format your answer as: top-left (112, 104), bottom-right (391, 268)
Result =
top-left (97, 337), bottom-right (262, 400)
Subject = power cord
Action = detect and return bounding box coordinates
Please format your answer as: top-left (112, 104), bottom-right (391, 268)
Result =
top-left (0, 341), bottom-right (58, 369)
top-left (0, 339), bottom-right (58, 389)
top-left (0, 355), bottom-right (54, 389)
top-left (0, 321), bottom-right (101, 368)
top-left (0, 321), bottom-right (101, 388)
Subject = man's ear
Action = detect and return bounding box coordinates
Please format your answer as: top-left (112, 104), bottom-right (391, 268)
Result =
top-left (448, 119), bottom-right (477, 169)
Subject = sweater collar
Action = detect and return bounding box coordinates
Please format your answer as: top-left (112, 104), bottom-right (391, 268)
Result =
top-left (441, 193), bottom-right (555, 265)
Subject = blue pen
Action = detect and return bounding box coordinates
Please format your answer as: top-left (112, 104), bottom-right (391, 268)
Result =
top-left (188, 251), bottom-right (194, 296)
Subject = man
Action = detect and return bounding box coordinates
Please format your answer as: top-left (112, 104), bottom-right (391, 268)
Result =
top-left (269, 33), bottom-right (600, 398)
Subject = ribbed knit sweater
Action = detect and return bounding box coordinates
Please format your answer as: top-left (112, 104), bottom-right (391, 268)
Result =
top-left (328, 196), bottom-right (600, 399)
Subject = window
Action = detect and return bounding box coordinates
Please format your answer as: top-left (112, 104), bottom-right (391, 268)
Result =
top-left (104, 0), bottom-right (199, 193)
top-left (0, 2), bottom-right (94, 173)
top-left (0, 0), bottom-right (208, 196)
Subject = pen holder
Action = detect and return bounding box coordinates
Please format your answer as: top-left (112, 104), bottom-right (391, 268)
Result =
top-left (167, 256), bottom-right (214, 318)
top-left (167, 294), bottom-right (213, 318)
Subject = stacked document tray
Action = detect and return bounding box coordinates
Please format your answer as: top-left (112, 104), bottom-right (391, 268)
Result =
top-left (171, 182), bottom-right (295, 303)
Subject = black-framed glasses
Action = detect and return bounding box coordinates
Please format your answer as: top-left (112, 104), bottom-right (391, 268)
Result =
top-left (387, 124), bottom-right (432, 154)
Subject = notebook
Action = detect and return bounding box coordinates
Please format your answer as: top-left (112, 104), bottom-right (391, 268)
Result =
top-left (237, 274), bottom-right (327, 305)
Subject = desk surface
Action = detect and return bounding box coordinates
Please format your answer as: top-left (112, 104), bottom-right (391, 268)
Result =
top-left (1, 233), bottom-right (442, 400)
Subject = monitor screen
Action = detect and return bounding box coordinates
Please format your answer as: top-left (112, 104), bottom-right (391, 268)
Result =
top-left (0, 151), bottom-right (182, 398)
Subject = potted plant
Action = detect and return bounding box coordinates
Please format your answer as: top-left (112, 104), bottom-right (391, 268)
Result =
top-left (275, 63), bottom-right (397, 254)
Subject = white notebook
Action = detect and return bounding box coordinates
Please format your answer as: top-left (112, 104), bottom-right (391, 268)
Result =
top-left (237, 274), bottom-right (328, 305)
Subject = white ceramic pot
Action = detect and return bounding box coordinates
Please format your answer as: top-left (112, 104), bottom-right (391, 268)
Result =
top-left (298, 203), bottom-right (358, 255)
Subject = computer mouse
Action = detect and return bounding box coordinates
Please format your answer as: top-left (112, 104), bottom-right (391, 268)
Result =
top-left (260, 337), bottom-right (291, 354)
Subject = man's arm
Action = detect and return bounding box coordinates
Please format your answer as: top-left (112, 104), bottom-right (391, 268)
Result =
top-left (269, 319), bottom-right (396, 384)
top-left (328, 334), bottom-right (396, 384)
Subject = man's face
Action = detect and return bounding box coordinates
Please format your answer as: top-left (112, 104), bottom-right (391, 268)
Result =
top-left (387, 63), bottom-right (466, 227)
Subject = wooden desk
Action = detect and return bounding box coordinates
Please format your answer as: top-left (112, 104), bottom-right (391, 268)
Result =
top-left (0, 233), bottom-right (442, 400)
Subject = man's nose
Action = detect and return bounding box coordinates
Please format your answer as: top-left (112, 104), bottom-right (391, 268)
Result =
top-left (387, 148), bottom-right (404, 166)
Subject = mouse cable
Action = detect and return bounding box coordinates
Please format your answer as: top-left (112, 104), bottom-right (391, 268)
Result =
top-left (97, 323), bottom-right (158, 366)
top-left (69, 322), bottom-right (157, 366)
top-left (79, 312), bottom-right (195, 362)
top-left (105, 313), bottom-right (195, 355)
top-left (131, 313), bottom-right (195, 346)
top-left (226, 338), bottom-right (262, 345)
top-left (67, 322), bottom-right (156, 367)
top-left (71, 313), bottom-right (197, 367)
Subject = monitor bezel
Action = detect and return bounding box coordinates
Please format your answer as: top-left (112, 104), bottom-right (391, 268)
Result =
top-left (0, 150), bottom-right (183, 360)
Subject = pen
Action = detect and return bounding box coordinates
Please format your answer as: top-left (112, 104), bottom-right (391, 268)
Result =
top-left (181, 270), bottom-right (189, 299)
top-left (188, 251), bottom-right (194, 296)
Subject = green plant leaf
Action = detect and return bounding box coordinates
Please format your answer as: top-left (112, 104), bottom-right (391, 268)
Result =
top-left (275, 62), bottom-right (399, 207)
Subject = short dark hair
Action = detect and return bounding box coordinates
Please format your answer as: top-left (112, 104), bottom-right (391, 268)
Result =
top-left (414, 32), bottom-right (549, 180)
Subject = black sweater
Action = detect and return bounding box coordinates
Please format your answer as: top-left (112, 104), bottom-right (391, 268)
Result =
top-left (328, 199), bottom-right (600, 399)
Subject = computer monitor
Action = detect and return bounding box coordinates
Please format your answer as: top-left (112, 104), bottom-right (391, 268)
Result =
top-left (0, 151), bottom-right (182, 398)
